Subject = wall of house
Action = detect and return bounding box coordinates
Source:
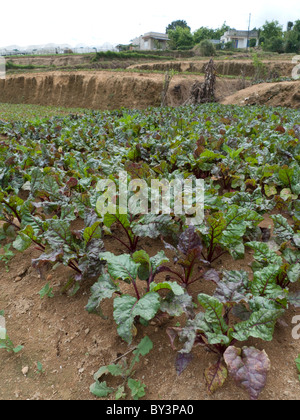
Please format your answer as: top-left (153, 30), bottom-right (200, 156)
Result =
top-left (221, 36), bottom-right (258, 49)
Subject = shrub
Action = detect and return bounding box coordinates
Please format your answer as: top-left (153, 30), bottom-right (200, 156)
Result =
top-left (195, 40), bottom-right (216, 57)
top-left (263, 37), bottom-right (284, 53)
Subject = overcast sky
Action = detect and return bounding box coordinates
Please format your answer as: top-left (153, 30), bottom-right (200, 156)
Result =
top-left (0, 0), bottom-right (299, 48)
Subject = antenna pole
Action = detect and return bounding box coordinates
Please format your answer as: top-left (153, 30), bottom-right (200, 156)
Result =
top-left (247, 13), bottom-right (252, 50)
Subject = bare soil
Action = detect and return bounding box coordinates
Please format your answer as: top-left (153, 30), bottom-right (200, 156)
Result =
top-left (0, 70), bottom-right (250, 110)
top-left (221, 80), bottom-right (300, 108)
top-left (1, 215), bottom-right (300, 401)
top-left (128, 59), bottom-right (296, 78)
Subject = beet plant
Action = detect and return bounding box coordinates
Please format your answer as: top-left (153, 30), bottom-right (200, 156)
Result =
top-left (86, 249), bottom-right (193, 344)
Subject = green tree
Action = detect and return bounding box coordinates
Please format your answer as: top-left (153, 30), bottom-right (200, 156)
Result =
top-left (193, 22), bottom-right (230, 44)
top-left (284, 20), bottom-right (300, 53)
top-left (166, 20), bottom-right (191, 33)
top-left (193, 27), bottom-right (215, 44)
top-left (213, 22), bottom-right (231, 40)
top-left (168, 26), bottom-right (194, 50)
top-left (264, 36), bottom-right (284, 53)
top-left (261, 20), bottom-right (283, 40)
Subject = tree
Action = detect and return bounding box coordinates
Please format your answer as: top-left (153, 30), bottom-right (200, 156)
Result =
top-left (261, 20), bottom-right (283, 40)
top-left (193, 22), bottom-right (230, 44)
top-left (284, 20), bottom-right (300, 53)
top-left (213, 22), bottom-right (231, 40)
top-left (193, 27), bottom-right (215, 45)
top-left (264, 36), bottom-right (284, 53)
top-left (166, 20), bottom-right (191, 34)
top-left (168, 27), bottom-right (194, 50)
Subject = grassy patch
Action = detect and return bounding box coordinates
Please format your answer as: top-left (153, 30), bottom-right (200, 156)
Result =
top-left (0, 103), bottom-right (89, 122)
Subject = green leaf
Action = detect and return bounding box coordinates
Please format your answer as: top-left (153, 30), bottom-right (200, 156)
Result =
top-left (132, 214), bottom-right (173, 239)
top-left (197, 294), bottom-right (230, 345)
top-left (246, 242), bottom-right (282, 266)
top-left (295, 355), bottom-right (300, 374)
top-left (90, 381), bottom-right (114, 398)
top-left (198, 294), bottom-right (228, 333)
top-left (99, 252), bottom-right (140, 283)
top-left (134, 293), bottom-right (161, 321)
top-left (38, 283), bottom-right (54, 299)
top-left (134, 336), bottom-right (153, 358)
top-left (113, 293), bottom-right (160, 343)
top-left (132, 250), bottom-right (151, 281)
top-left (271, 215), bottom-right (294, 244)
top-left (107, 364), bottom-right (124, 376)
top-left (86, 273), bottom-right (120, 315)
top-left (150, 281), bottom-right (184, 296)
top-left (264, 185), bottom-right (277, 197)
top-left (232, 308), bottom-right (284, 342)
top-left (113, 295), bottom-right (137, 343)
top-left (13, 345), bottom-right (24, 354)
top-left (251, 265), bottom-right (283, 297)
top-left (13, 232), bottom-right (32, 252)
top-left (150, 251), bottom-right (169, 272)
top-left (280, 188), bottom-right (297, 201)
top-left (287, 263), bottom-right (300, 283)
top-left (160, 292), bottom-right (194, 318)
top-left (115, 385), bottom-right (126, 400)
top-left (127, 379), bottom-right (146, 400)
top-left (83, 221), bottom-right (102, 245)
top-left (103, 212), bottom-right (131, 230)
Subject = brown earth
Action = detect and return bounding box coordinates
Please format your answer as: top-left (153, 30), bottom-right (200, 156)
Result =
top-left (1, 215), bottom-right (300, 401)
top-left (0, 70), bottom-right (250, 110)
top-left (128, 59), bottom-right (296, 78)
top-left (8, 55), bottom-right (296, 78)
top-left (221, 81), bottom-right (300, 108)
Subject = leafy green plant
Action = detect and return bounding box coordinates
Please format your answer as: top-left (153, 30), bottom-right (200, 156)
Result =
top-left (38, 283), bottom-right (54, 299)
top-left (101, 211), bottom-right (175, 254)
top-left (0, 310), bottom-right (23, 354)
top-left (90, 336), bottom-right (153, 400)
top-left (86, 249), bottom-right (192, 344)
top-left (296, 355), bottom-right (300, 382)
top-left (0, 243), bottom-right (14, 272)
top-left (167, 268), bottom-right (285, 399)
top-left (199, 205), bottom-right (264, 262)
top-left (161, 225), bottom-right (208, 287)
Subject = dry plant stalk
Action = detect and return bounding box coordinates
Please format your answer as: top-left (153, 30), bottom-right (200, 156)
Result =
top-left (184, 59), bottom-right (217, 105)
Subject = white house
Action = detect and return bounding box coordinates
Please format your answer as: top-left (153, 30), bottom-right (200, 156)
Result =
top-left (131, 32), bottom-right (170, 51)
top-left (221, 30), bottom-right (259, 49)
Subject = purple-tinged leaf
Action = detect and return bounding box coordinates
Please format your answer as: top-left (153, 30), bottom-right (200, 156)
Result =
top-left (204, 269), bottom-right (220, 285)
top-left (166, 327), bottom-right (182, 351)
top-left (178, 225), bottom-right (202, 255)
top-left (224, 346), bottom-right (271, 400)
top-left (205, 362), bottom-right (228, 395)
top-left (232, 303), bottom-right (252, 321)
top-left (288, 291), bottom-right (300, 308)
top-left (176, 352), bottom-right (194, 376)
top-left (32, 248), bottom-right (64, 268)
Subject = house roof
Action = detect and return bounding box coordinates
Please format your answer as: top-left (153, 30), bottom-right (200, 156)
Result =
top-left (142, 32), bottom-right (169, 41)
top-left (223, 30), bottom-right (259, 38)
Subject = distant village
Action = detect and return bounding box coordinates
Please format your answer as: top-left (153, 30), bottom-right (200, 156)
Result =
top-left (0, 43), bottom-right (118, 56)
top-left (0, 28), bottom-right (259, 56)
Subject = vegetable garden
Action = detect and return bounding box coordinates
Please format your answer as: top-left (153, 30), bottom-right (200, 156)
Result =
top-left (0, 103), bottom-right (300, 400)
